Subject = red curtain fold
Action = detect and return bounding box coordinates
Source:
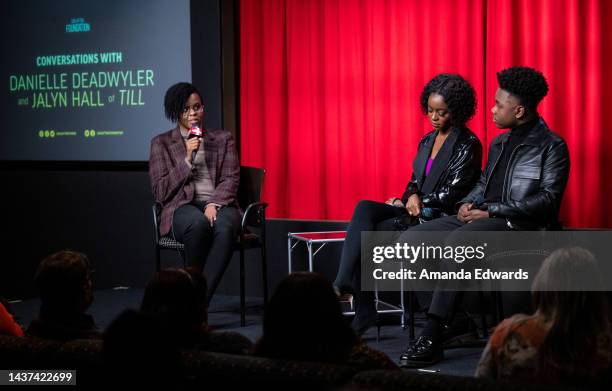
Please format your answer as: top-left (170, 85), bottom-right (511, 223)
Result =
top-left (240, 0), bottom-right (612, 228)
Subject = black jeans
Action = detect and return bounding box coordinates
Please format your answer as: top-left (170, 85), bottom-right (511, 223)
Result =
top-left (172, 201), bottom-right (240, 302)
top-left (398, 215), bottom-right (510, 321)
top-left (334, 200), bottom-right (412, 322)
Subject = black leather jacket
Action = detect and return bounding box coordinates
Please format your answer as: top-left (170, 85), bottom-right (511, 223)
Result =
top-left (401, 127), bottom-right (482, 220)
top-left (460, 118), bottom-right (570, 229)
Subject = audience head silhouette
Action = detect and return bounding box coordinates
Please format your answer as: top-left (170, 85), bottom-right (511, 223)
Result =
top-left (531, 247), bottom-right (610, 380)
top-left (477, 247), bottom-right (611, 385)
top-left (256, 272), bottom-right (357, 363)
top-left (35, 250), bottom-right (93, 316)
top-left (140, 268), bottom-right (208, 347)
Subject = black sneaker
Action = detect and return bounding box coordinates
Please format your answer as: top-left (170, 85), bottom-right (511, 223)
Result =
top-left (399, 336), bottom-right (443, 368)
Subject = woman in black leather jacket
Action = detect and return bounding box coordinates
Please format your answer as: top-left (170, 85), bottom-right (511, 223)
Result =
top-left (333, 74), bottom-right (482, 336)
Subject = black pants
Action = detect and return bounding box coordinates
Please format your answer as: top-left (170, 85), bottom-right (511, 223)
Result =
top-left (398, 215), bottom-right (510, 321)
top-left (334, 200), bottom-right (412, 321)
top-left (172, 201), bottom-right (240, 302)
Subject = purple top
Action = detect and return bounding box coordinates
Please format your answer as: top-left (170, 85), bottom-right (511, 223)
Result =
top-left (425, 158), bottom-right (434, 176)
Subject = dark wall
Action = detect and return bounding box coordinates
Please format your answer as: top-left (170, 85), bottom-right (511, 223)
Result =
top-left (223, 219), bottom-right (349, 300)
top-left (191, 0), bottom-right (223, 130)
top-left (0, 168), bottom-right (156, 299)
top-left (0, 166), bottom-right (348, 301)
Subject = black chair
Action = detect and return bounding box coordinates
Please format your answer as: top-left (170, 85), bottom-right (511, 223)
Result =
top-left (152, 166), bottom-right (269, 327)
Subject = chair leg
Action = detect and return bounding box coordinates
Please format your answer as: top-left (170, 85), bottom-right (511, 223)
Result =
top-left (494, 291), bottom-right (504, 325)
top-left (408, 291), bottom-right (415, 340)
top-left (260, 212), bottom-right (268, 305)
top-left (155, 247), bottom-right (161, 272)
top-left (240, 245), bottom-right (246, 327)
top-left (261, 244), bottom-right (268, 305)
top-left (179, 250), bottom-right (186, 268)
top-left (478, 290), bottom-right (488, 338)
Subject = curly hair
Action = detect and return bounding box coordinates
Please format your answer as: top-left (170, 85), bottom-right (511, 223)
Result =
top-left (497, 66), bottom-right (548, 110)
top-left (420, 74), bottom-right (476, 127)
top-left (164, 82), bottom-right (201, 123)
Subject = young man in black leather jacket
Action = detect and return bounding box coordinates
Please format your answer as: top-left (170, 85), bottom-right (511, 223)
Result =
top-left (398, 66), bottom-right (570, 368)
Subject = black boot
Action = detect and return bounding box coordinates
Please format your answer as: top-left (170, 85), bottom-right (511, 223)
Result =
top-left (352, 291), bottom-right (380, 340)
top-left (399, 336), bottom-right (443, 367)
top-left (399, 316), bottom-right (444, 367)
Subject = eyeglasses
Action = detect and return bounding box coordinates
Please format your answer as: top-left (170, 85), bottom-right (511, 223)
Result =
top-left (182, 103), bottom-right (204, 115)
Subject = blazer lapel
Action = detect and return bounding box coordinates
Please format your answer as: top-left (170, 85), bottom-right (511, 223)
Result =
top-left (203, 129), bottom-right (218, 184)
top-left (169, 127), bottom-right (187, 165)
top-left (420, 127), bottom-right (460, 195)
top-left (412, 132), bottom-right (434, 190)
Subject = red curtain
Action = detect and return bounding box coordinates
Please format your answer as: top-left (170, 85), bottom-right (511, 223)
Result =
top-left (240, 0), bottom-right (612, 228)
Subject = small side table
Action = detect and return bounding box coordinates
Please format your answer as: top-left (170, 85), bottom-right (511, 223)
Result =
top-left (287, 230), bottom-right (406, 328)
top-left (287, 231), bottom-right (347, 273)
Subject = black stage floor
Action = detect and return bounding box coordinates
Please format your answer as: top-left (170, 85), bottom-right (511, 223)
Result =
top-left (9, 288), bottom-right (484, 377)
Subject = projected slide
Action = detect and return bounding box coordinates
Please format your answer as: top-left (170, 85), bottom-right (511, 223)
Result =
top-left (1, 0), bottom-right (192, 161)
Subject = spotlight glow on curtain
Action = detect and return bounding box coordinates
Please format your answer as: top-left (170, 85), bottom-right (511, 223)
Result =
top-left (240, 0), bottom-right (612, 228)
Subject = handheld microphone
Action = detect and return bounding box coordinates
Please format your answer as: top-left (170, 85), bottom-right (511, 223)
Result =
top-left (188, 123), bottom-right (203, 162)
